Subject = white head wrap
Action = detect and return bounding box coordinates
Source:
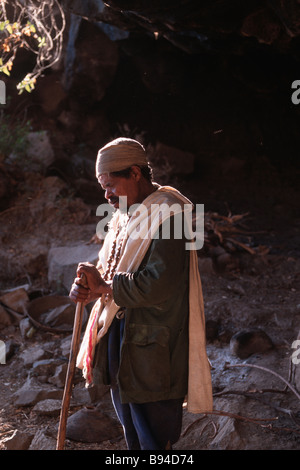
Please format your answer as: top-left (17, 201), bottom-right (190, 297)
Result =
top-left (96, 137), bottom-right (148, 177)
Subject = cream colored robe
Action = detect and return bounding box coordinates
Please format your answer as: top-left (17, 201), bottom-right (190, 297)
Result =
top-left (77, 185), bottom-right (213, 413)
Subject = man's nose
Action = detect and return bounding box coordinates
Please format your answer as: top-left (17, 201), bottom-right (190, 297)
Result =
top-left (105, 189), bottom-right (113, 200)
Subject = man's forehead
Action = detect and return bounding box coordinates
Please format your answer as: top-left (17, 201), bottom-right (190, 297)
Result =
top-left (98, 173), bottom-right (115, 187)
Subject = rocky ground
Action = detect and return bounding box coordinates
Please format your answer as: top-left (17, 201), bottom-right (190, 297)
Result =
top-left (0, 156), bottom-right (299, 451)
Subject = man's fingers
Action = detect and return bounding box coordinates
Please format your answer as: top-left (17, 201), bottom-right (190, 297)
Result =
top-left (74, 276), bottom-right (88, 286)
top-left (77, 263), bottom-right (94, 275)
top-left (69, 283), bottom-right (90, 303)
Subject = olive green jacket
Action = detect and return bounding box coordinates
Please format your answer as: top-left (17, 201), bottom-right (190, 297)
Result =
top-left (93, 217), bottom-right (190, 404)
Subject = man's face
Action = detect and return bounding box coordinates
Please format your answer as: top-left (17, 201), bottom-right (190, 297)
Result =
top-left (98, 172), bottom-right (139, 210)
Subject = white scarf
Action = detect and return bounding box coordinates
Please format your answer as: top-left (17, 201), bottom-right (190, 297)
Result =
top-left (76, 185), bottom-right (213, 413)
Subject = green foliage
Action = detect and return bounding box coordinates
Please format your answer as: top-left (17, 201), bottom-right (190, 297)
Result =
top-left (16, 74), bottom-right (36, 95)
top-left (0, 109), bottom-right (31, 158)
top-left (0, 1), bottom-right (65, 93)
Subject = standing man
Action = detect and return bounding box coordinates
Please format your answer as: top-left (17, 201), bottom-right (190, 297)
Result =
top-left (70, 137), bottom-right (213, 450)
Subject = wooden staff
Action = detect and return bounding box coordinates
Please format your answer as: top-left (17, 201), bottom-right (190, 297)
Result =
top-left (56, 274), bottom-right (86, 450)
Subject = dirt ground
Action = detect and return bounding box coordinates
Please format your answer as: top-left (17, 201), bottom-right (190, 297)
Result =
top-left (0, 168), bottom-right (299, 451)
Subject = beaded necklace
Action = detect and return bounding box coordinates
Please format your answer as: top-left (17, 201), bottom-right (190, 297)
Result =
top-left (102, 214), bottom-right (130, 282)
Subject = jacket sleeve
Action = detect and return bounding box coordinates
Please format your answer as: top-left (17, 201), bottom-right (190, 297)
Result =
top-left (112, 216), bottom-right (189, 309)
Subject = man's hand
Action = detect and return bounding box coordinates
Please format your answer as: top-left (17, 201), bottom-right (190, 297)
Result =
top-left (69, 262), bottom-right (112, 304)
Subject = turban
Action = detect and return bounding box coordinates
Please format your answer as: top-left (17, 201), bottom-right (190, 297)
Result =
top-left (96, 137), bottom-right (148, 177)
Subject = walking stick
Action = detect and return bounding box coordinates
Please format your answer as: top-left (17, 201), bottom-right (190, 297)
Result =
top-left (56, 274), bottom-right (87, 450)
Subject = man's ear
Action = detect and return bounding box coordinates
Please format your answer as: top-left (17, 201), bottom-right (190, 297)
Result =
top-left (130, 165), bottom-right (142, 181)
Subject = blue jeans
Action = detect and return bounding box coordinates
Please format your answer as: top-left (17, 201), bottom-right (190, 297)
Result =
top-left (108, 317), bottom-right (184, 450)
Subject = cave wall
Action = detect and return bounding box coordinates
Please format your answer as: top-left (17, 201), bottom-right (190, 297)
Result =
top-left (3, 1), bottom-right (300, 217)
top-left (56, 1), bottom-right (300, 171)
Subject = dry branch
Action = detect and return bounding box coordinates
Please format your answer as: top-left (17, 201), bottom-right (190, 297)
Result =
top-left (202, 210), bottom-right (268, 257)
top-left (181, 409), bottom-right (278, 438)
top-left (224, 363), bottom-right (300, 401)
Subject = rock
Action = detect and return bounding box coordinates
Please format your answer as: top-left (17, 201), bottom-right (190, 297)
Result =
top-left (230, 328), bottom-right (274, 359)
top-left (66, 407), bottom-right (122, 443)
top-left (40, 304), bottom-right (75, 329)
top-left (65, 20), bottom-right (119, 103)
top-left (88, 384), bottom-right (111, 404)
top-left (29, 176), bottom-right (90, 227)
top-left (24, 253), bottom-right (47, 277)
top-left (4, 339), bottom-right (19, 361)
top-left (227, 284), bottom-right (246, 296)
top-left (32, 399), bottom-right (62, 417)
top-left (0, 303), bottom-right (13, 328)
top-left (241, 8), bottom-right (282, 45)
top-left (19, 317), bottom-right (36, 339)
top-left (72, 383), bottom-right (93, 405)
top-left (218, 327), bottom-right (234, 344)
top-left (74, 178), bottom-right (106, 204)
top-left (14, 387), bottom-right (63, 407)
top-left (209, 415), bottom-right (245, 450)
top-left (14, 388), bottom-right (42, 407)
top-left (2, 429), bottom-right (34, 450)
top-left (60, 335), bottom-right (72, 357)
top-left (208, 245), bottom-right (237, 271)
top-left (0, 287), bottom-right (29, 314)
top-left (47, 245), bottom-right (100, 292)
top-left (152, 142), bottom-right (195, 176)
top-left (206, 319), bottom-right (219, 342)
top-left (14, 377), bottom-right (63, 406)
top-left (209, 245), bottom-right (227, 258)
top-left (34, 74), bottom-right (67, 115)
top-left (48, 363), bottom-right (67, 388)
top-left (31, 358), bottom-right (63, 378)
top-left (216, 253), bottom-right (234, 270)
top-left (20, 345), bottom-right (48, 366)
top-left (29, 427), bottom-right (57, 450)
top-left (198, 257), bottom-right (215, 275)
top-left (27, 295), bottom-right (88, 332)
top-left (26, 131), bottom-right (55, 170)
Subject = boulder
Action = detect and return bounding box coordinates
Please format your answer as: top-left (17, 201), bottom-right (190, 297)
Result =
top-left (29, 427), bottom-right (57, 450)
top-left (14, 377), bottom-right (63, 406)
top-left (66, 407), bottom-right (122, 443)
top-left (0, 287), bottom-right (29, 315)
top-left (209, 415), bottom-right (245, 450)
top-left (19, 317), bottom-right (36, 339)
top-left (3, 339), bottom-right (18, 361)
top-left (60, 335), bottom-right (72, 357)
top-left (32, 399), bottom-right (62, 417)
top-left (26, 131), bottom-right (55, 170)
top-left (65, 20), bottom-right (119, 103)
top-left (2, 430), bottom-right (34, 450)
top-left (206, 319), bottom-right (219, 342)
top-left (47, 245), bottom-right (100, 292)
top-left (48, 363), bottom-right (68, 388)
top-left (33, 75), bottom-right (67, 115)
top-left (31, 358), bottom-right (62, 378)
top-left (230, 328), bottom-right (274, 359)
top-left (151, 142), bottom-right (195, 176)
top-left (27, 295), bottom-right (88, 332)
top-left (198, 257), bottom-right (215, 275)
top-left (20, 344), bottom-right (48, 366)
top-left (0, 304), bottom-right (13, 328)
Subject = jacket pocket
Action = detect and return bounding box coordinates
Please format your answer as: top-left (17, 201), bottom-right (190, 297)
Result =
top-left (119, 323), bottom-right (171, 394)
